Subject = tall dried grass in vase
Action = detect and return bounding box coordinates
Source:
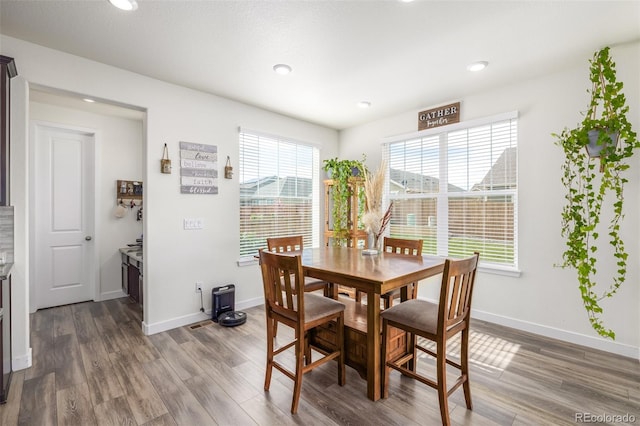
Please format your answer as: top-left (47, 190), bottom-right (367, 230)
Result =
top-left (362, 160), bottom-right (392, 246)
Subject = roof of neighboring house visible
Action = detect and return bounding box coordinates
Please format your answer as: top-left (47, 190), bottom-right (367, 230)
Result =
top-left (240, 176), bottom-right (312, 198)
top-left (389, 168), bottom-right (464, 193)
top-left (473, 147), bottom-right (517, 191)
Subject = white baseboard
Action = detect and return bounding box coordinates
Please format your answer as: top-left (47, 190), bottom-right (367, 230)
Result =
top-left (143, 310), bottom-right (211, 335)
top-left (236, 296), bottom-right (264, 311)
top-left (13, 347), bottom-right (32, 371)
top-left (142, 296), bottom-right (264, 335)
top-left (471, 308), bottom-right (640, 360)
top-left (98, 289), bottom-right (127, 302)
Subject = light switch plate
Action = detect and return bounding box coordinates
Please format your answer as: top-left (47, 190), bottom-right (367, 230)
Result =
top-left (183, 218), bottom-right (204, 230)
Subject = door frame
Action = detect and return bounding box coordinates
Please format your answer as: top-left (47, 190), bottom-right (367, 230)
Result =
top-left (28, 120), bottom-right (101, 313)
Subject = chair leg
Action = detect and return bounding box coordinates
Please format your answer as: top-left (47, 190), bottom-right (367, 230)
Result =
top-left (291, 328), bottom-right (305, 414)
top-left (381, 319), bottom-right (390, 398)
top-left (461, 327), bottom-right (473, 410)
top-left (383, 295), bottom-right (391, 310)
top-left (337, 314), bottom-right (345, 386)
top-left (406, 331), bottom-right (417, 372)
top-left (264, 317), bottom-right (274, 391)
top-left (304, 331), bottom-right (312, 366)
top-left (436, 340), bottom-right (450, 426)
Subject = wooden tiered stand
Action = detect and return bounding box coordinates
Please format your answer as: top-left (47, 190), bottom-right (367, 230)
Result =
top-left (324, 177), bottom-right (367, 299)
top-left (323, 177), bottom-right (368, 248)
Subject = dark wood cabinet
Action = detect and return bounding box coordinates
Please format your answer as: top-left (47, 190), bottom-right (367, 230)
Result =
top-left (0, 56), bottom-right (17, 208)
top-left (0, 276), bottom-right (11, 403)
top-left (128, 263), bottom-right (140, 303)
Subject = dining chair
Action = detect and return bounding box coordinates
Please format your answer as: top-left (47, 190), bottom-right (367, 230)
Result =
top-left (259, 249), bottom-right (346, 414)
top-left (266, 236), bottom-right (332, 295)
top-left (267, 236), bottom-right (337, 337)
top-left (355, 237), bottom-right (423, 309)
top-left (380, 252), bottom-right (480, 426)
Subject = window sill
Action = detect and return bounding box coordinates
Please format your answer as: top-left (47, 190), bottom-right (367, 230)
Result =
top-left (478, 263), bottom-right (521, 277)
top-left (237, 257), bottom-right (258, 267)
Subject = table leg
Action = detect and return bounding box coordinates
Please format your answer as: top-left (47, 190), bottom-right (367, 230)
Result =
top-left (366, 290), bottom-right (381, 401)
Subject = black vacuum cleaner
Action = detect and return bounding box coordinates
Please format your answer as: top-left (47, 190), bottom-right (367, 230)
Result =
top-left (211, 284), bottom-right (247, 327)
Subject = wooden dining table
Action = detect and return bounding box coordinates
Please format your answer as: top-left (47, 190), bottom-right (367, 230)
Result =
top-left (298, 246), bottom-right (445, 401)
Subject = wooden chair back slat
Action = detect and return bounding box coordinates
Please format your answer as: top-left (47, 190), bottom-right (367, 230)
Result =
top-left (382, 237), bottom-right (423, 256)
top-left (267, 236), bottom-right (304, 253)
top-left (439, 252), bottom-right (479, 330)
top-left (259, 249), bottom-right (304, 324)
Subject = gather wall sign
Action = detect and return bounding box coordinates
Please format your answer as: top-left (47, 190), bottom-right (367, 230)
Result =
top-left (418, 102), bottom-right (460, 130)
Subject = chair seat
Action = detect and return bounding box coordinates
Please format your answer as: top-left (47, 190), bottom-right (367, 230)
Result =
top-left (302, 293), bottom-right (345, 324)
top-left (380, 299), bottom-right (438, 335)
top-left (382, 288), bottom-right (400, 300)
top-left (282, 275), bottom-right (328, 293)
top-left (304, 276), bottom-right (328, 292)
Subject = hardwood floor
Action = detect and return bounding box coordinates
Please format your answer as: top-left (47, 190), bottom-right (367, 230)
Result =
top-left (1, 297), bottom-right (639, 425)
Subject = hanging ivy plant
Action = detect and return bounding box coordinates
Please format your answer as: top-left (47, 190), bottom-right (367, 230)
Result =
top-left (554, 47), bottom-right (639, 339)
top-left (323, 155), bottom-right (366, 246)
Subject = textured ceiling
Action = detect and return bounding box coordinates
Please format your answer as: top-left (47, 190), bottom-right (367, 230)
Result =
top-left (1, 0), bottom-right (639, 129)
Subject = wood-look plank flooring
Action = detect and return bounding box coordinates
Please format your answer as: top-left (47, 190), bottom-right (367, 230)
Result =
top-left (1, 297), bottom-right (639, 425)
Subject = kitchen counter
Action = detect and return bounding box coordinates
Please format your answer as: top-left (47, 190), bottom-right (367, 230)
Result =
top-left (120, 247), bottom-right (142, 264)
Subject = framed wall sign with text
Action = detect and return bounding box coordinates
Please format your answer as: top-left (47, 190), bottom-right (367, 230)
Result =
top-left (179, 141), bottom-right (218, 194)
top-left (418, 102), bottom-right (460, 130)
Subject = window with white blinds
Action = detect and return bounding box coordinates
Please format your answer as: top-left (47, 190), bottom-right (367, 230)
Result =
top-left (384, 112), bottom-right (518, 269)
top-left (238, 130), bottom-right (320, 258)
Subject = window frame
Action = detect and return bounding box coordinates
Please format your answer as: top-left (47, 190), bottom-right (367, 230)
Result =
top-left (237, 128), bottom-right (320, 265)
top-left (383, 111), bottom-right (520, 276)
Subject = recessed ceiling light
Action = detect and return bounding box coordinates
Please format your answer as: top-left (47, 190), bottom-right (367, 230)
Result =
top-left (273, 64), bottom-right (292, 75)
top-left (83, 98), bottom-right (96, 103)
top-left (398, 0), bottom-right (415, 3)
top-left (357, 101), bottom-right (372, 109)
top-left (467, 61), bottom-right (488, 72)
top-left (108, 0), bottom-right (138, 11)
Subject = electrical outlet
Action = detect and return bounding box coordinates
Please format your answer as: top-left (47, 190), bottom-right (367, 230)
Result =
top-left (195, 282), bottom-right (203, 293)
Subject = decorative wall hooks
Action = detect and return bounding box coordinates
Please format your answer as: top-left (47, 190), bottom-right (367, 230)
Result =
top-left (161, 143), bottom-right (172, 174)
top-left (224, 156), bottom-right (233, 179)
top-left (114, 180), bottom-right (143, 219)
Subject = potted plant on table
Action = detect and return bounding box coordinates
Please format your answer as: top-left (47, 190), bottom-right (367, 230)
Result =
top-left (554, 46), bottom-right (639, 339)
top-left (323, 155), bottom-right (366, 246)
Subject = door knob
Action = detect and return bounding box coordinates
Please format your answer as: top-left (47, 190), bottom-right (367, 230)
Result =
top-left (85, 236), bottom-right (92, 241)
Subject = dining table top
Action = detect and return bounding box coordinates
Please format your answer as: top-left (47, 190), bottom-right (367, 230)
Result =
top-left (299, 246), bottom-right (445, 295)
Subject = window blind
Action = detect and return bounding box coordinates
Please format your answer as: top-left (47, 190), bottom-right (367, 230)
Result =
top-left (385, 114), bottom-right (518, 268)
top-left (239, 130), bottom-right (319, 258)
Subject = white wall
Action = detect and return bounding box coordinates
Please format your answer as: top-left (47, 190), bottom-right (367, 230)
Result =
top-left (4, 35), bottom-right (339, 368)
top-left (4, 34), bottom-right (637, 367)
top-left (339, 43), bottom-right (640, 358)
top-left (29, 102), bottom-right (143, 304)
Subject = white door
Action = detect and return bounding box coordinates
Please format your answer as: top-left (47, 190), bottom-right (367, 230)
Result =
top-left (34, 124), bottom-right (95, 309)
